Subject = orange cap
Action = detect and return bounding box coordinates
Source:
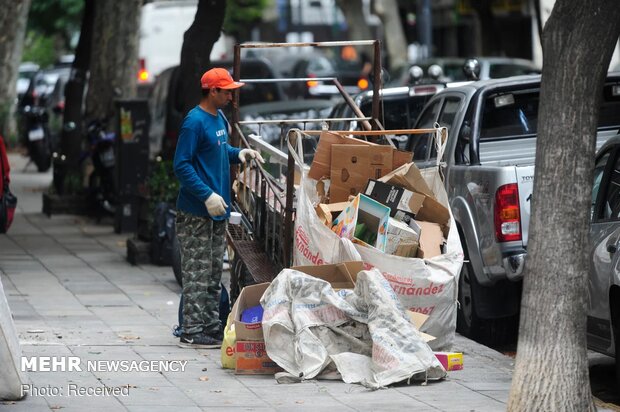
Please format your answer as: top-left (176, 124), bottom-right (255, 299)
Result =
top-left (200, 68), bottom-right (244, 89)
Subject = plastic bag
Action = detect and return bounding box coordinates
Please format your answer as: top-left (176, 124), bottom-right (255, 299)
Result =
top-left (220, 314), bottom-right (236, 369)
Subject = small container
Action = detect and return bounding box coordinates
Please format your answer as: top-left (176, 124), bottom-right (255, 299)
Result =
top-left (229, 212), bottom-right (242, 225)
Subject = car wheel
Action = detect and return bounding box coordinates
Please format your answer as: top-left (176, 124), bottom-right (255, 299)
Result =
top-left (457, 243), bottom-right (518, 346)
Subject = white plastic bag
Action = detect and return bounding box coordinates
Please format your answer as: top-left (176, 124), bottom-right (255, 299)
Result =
top-left (261, 268), bottom-right (446, 388)
top-left (289, 129), bottom-right (463, 349)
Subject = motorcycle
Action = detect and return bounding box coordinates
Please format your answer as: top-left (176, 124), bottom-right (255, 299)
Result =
top-left (85, 119), bottom-right (117, 216)
top-left (22, 104), bottom-right (52, 172)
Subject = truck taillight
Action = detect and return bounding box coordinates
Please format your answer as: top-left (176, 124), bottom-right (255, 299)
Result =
top-left (494, 183), bottom-right (521, 242)
top-left (138, 59), bottom-right (149, 83)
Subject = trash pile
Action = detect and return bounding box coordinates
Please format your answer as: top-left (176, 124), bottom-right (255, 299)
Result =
top-left (221, 128), bottom-right (464, 388)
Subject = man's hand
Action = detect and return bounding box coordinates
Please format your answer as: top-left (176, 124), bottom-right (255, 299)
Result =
top-left (205, 193), bottom-right (228, 216)
top-left (238, 148), bottom-right (265, 164)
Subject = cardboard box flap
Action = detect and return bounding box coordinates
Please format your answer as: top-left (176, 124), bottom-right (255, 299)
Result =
top-left (407, 310), bottom-right (435, 343)
top-left (232, 282), bottom-right (270, 341)
top-left (309, 130), bottom-right (413, 181)
top-left (417, 221), bottom-right (444, 259)
top-left (378, 162), bottom-right (435, 200)
top-left (291, 261), bottom-right (363, 289)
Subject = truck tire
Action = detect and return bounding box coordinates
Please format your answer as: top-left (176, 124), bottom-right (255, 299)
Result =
top-left (457, 248), bottom-right (518, 346)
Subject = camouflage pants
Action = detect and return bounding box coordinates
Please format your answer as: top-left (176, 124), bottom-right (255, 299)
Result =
top-left (176, 211), bottom-right (226, 336)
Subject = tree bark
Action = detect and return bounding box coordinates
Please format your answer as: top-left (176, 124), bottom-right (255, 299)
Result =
top-left (372, 0), bottom-right (407, 72)
top-left (178, 0), bottom-right (226, 117)
top-left (0, 0), bottom-right (32, 140)
top-left (85, 0), bottom-right (141, 122)
top-left (508, 1), bottom-right (620, 411)
top-left (59, 0), bottom-right (95, 173)
top-left (335, 0), bottom-right (373, 43)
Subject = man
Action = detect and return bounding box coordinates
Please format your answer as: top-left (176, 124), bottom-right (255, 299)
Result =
top-left (173, 68), bottom-right (263, 348)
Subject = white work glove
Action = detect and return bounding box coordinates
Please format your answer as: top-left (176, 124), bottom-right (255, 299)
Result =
top-left (238, 148), bottom-right (265, 164)
top-left (205, 193), bottom-right (228, 216)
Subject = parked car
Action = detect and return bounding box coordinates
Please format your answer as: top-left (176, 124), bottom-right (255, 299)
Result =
top-left (148, 58), bottom-right (287, 159)
top-left (327, 83), bottom-right (445, 149)
top-left (390, 57), bottom-right (540, 86)
top-left (409, 72), bottom-right (620, 345)
top-left (588, 131), bottom-right (620, 387)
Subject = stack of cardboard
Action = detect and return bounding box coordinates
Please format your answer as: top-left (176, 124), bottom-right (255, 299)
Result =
top-left (309, 131), bottom-right (449, 259)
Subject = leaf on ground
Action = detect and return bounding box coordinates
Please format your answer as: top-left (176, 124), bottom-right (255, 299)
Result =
top-left (199, 376), bottom-right (209, 381)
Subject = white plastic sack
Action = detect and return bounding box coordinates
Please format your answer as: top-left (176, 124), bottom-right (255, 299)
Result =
top-left (291, 131), bottom-right (463, 350)
top-left (261, 268), bottom-right (446, 389)
top-left (0, 276), bottom-right (27, 400)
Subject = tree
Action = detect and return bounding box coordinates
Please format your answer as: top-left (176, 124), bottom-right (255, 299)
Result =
top-left (372, 0), bottom-right (408, 72)
top-left (177, 0), bottom-right (227, 116)
top-left (0, 0), bottom-right (32, 141)
top-left (223, 0), bottom-right (268, 43)
top-left (335, 0), bottom-right (373, 43)
top-left (84, 0), bottom-right (141, 122)
top-left (53, 0), bottom-right (95, 195)
top-left (508, 1), bottom-right (620, 410)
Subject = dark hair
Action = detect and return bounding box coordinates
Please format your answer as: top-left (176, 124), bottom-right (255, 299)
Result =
top-left (201, 88), bottom-right (211, 97)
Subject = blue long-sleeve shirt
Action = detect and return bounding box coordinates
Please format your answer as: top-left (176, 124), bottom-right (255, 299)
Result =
top-left (173, 106), bottom-right (241, 220)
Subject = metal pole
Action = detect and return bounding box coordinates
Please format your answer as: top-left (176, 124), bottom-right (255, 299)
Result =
top-left (418, 0), bottom-right (433, 59)
top-left (371, 40), bottom-right (382, 130)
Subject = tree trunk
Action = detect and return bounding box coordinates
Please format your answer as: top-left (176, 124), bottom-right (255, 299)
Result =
top-left (335, 0), bottom-right (373, 42)
top-left (372, 0), bottom-right (407, 72)
top-left (61, 0), bottom-right (95, 168)
top-left (178, 0), bottom-right (226, 117)
top-left (508, 1), bottom-right (620, 411)
top-left (0, 0), bottom-right (31, 140)
top-left (85, 0), bottom-right (141, 122)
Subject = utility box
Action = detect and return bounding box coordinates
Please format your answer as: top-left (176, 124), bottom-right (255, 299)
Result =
top-left (114, 99), bottom-right (150, 233)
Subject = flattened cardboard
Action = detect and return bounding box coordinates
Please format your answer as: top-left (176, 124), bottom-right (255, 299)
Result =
top-left (330, 145), bottom-right (394, 203)
top-left (378, 162), bottom-right (435, 199)
top-left (231, 282), bottom-right (270, 341)
top-left (331, 194), bottom-right (390, 252)
top-left (235, 340), bottom-right (282, 375)
top-left (309, 130), bottom-right (412, 181)
top-left (417, 221), bottom-right (444, 259)
top-left (291, 261), bottom-right (363, 289)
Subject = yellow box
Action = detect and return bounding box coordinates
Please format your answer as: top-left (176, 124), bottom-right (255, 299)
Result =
top-left (434, 352), bottom-right (463, 371)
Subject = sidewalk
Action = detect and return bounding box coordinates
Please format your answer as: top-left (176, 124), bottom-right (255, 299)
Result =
top-left (1, 153), bottom-right (515, 412)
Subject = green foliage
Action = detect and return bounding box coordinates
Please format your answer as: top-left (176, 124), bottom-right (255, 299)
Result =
top-left (28, 0), bottom-right (84, 48)
top-left (223, 0), bottom-right (271, 41)
top-left (147, 159), bottom-right (180, 207)
top-left (22, 31), bottom-right (57, 67)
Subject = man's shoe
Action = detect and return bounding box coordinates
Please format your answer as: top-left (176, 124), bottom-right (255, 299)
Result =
top-left (178, 333), bottom-right (222, 349)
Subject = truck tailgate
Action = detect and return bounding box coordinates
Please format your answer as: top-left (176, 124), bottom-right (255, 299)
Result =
top-left (515, 165), bottom-right (535, 247)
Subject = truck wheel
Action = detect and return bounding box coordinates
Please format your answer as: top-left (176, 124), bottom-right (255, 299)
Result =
top-left (457, 257), bottom-right (518, 346)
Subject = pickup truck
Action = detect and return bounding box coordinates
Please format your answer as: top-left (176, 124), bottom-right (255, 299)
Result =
top-left (408, 73), bottom-right (620, 344)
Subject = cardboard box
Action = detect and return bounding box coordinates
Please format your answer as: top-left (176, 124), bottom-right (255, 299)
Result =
top-left (332, 194), bottom-right (390, 252)
top-left (315, 202), bottom-right (349, 227)
top-left (385, 218), bottom-right (420, 257)
top-left (329, 145), bottom-right (393, 203)
top-left (417, 221), bottom-right (444, 259)
top-left (308, 130), bottom-right (412, 181)
top-left (235, 340), bottom-right (282, 375)
top-left (291, 261), bottom-right (363, 289)
top-left (434, 352), bottom-right (463, 371)
top-left (231, 283), bottom-right (270, 341)
top-left (364, 179), bottom-right (450, 237)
